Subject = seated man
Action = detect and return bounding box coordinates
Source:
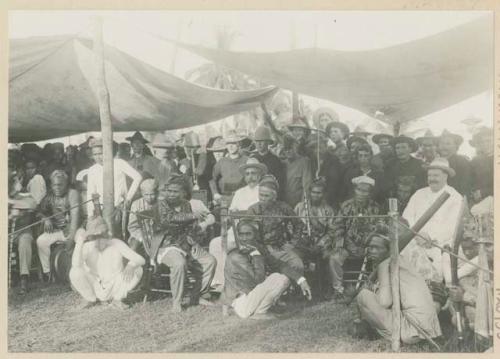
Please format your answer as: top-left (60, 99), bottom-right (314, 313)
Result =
top-left (330, 176), bottom-right (382, 301)
top-left (224, 220), bottom-right (312, 320)
top-left (246, 175), bottom-right (306, 280)
top-left (37, 170), bottom-right (80, 282)
top-left (69, 217), bottom-right (145, 309)
top-left (356, 228), bottom-right (441, 344)
top-left (294, 177), bottom-right (336, 295)
top-left (156, 175), bottom-right (217, 312)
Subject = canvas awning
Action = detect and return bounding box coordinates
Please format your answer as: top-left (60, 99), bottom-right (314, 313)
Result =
top-left (9, 36), bottom-right (278, 143)
top-left (173, 16), bottom-right (493, 125)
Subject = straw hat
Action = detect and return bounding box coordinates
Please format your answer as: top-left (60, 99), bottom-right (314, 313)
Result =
top-left (239, 157), bottom-right (268, 176)
top-left (427, 157), bottom-right (456, 177)
top-left (313, 107), bottom-right (339, 125)
top-left (126, 131), bottom-right (149, 144)
top-left (207, 136), bottom-right (226, 152)
top-left (225, 130), bottom-right (245, 144)
top-left (439, 129), bottom-right (463, 147)
top-left (352, 175), bottom-right (375, 187)
top-left (259, 174), bottom-right (279, 192)
top-left (416, 129), bottom-right (437, 145)
top-left (253, 126), bottom-right (274, 142)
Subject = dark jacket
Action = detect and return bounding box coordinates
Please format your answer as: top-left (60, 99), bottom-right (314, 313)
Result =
top-left (447, 154), bottom-right (472, 196)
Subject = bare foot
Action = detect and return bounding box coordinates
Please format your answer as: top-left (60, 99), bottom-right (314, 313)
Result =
top-left (172, 303), bottom-right (183, 313)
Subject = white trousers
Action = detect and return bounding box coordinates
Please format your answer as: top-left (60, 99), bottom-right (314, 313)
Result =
top-left (69, 266), bottom-right (143, 302)
top-left (232, 273), bottom-right (290, 319)
top-left (37, 231), bottom-right (66, 274)
top-left (209, 228), bottom-right (236, 287)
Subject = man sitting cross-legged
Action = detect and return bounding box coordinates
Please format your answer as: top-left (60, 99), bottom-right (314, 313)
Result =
top-left (156, 175), bottom-right (217, 312)
top-left (355, 227), bottom-right (441, 344)
top-left (69, 217), bottom-right (145, 309)
top-left (223, 219), bottom-right (312, 320)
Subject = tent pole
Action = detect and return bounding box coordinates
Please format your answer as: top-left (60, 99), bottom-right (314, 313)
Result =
top-left (93, 17), bottom-right (115, 235)
top-left (290, 19), bottom-right (300, 118)
top-left (389, 198), bottom-right (401, 352)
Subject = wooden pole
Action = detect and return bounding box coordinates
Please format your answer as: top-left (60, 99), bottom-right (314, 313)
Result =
top-left (93, 17), bottom-right (115, 234)
top-left (290, 20), bottom-right (299, 118)
top-left (388, 198), bottom-right (401, 352)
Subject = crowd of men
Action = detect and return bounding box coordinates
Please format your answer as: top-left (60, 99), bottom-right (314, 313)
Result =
top-left (8, 106), bottom-right (494, 349)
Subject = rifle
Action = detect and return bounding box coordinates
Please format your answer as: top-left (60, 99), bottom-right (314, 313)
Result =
top-left (346, 191), bottom-right (450, 305)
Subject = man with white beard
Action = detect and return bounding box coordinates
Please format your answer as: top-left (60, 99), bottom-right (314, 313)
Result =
top-left (209, 158), bottom-right (268, 290)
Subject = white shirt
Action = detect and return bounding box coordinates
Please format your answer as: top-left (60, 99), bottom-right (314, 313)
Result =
top-left (229, 185), bottom-right (260, 211)
top-left (86, 159), bottom-right (142, 217)
top-left (27, 174), bottom-right (47, 205)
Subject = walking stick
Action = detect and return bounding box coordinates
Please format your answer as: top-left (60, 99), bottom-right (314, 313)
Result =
top-left (8, 217), bottom-right (16, 289)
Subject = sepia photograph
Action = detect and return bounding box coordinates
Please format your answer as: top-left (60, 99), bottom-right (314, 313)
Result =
top-left (6, 8), bottom-right (495, 353)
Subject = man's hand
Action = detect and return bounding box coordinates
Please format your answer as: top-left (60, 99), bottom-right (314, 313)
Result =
top-left (416, 232), bottom-right (434, 249)
top-left (299, 280), bottom-right (312, 301)
top-left (448, 285), bottom-right (465, 302)
top-left (122, 263), bottom-right (136, 283)
top-left (43, 219), bottom-right (54, 233)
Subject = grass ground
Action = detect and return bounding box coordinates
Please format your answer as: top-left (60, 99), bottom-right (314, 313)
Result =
top-left (8, 283), bottom-right (437, 353)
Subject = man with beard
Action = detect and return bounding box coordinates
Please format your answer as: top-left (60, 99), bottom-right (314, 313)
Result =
top-left (469, 127), bottom-right (493, 204)
top-left (401, 158), bottom-right (463, 307)
top-left (209, 157), bottom-right (267, 289)
top-left (223, 220), bottom-right (311, 320)
top-left (330, 176), bottom-right (382, 302)
top-left (282, 136), bottom-right (313, 208)
top-left (437, 130), bottom-right (472, 196)
top-left (127, 131), bottom-right (161, 180)
top-left (210, 131), bottom-right (248, 206)
top-left (252, 126), bottom-right (285, 196)
top-left (355, 228), bottom-right (441, 344)
top-left (246, 175), bottom-right (307, 281)
top-left (156, 175), bottom-right (217, 312)
top-left (384, 135), bottom-right (426, 198)
top-left (371, 133), bottom-right (395, 173)
top-left (69, 217), bottom-right (145, 309)
top-left (36, 170), bottom-right (80, 282)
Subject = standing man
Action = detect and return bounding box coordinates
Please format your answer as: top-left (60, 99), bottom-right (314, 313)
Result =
top-left (151, 134), bottom-right (177, 189)
top-left (86, 138), bottom-right (142, 220)
top-left (127, 131), bottom-right (161, 180)
top-left (330, 176), bottom-right (382, 301)
top-left (156, 176), bottom-right (217, 312)
top-left (415, 130), bottom-right (438, 168)
top-left (469, 126), bottom-right (493, 204)
top-left (36, 170), bottom-right (80, 282)
top-left (252, 126), bottom-right (285, 195)
top-left (437, 130), bottom-right (472, 196)
top-left (384, 135), bottom-right (426, 199)
top-left (210, 131), bottom-right (248, 206)
top-left (223, 220), bottom-right (311, 320)
top-left (401, 158), bottom-right (463, 286)
top-left (70, 217), bottom-right (145, 309)
top-left (371, 133), bottom-right (394, 173)
top-left (42, 142), bottom-right (67, 182)
top-left (282, 136), bottom-right (313, 208)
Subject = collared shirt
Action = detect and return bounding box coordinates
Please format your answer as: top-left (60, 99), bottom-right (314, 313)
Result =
top-left (211, 155), bottom-right (248, 195)
top-left (332, 198), bottom-right (382, 258)
top-left (247, 200), bottom-right (304, 249)
top-left (86, 159), bottom-right (142, 217)
top-left (26, 174), bottom-right (47, 205)
top-left (229, 185), bottom-right (260, 212)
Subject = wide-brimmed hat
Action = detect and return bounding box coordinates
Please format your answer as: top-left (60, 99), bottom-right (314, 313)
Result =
top-left (152, 133), bottom-right (176, 148)
top-left (469, 126), bottom-right (493, 148)
top-left (86, 216), bottom-right (109, 239)
top-left (416, 129), bottom-right (437, 145)
top-left (206, 136), bottom-right (225, 152)
top-left (391, 135), bottom-right (418, 152)
top-left (126, 131), bottom-right (149, 144)
top-left (372, 133), bottom-right (394, 145)
top-left (351, 125), bottom-right (372, 137)
top-left (346, 136), bottom-right (369, 150)
top-left (253, 126), bottom-right (274, 142)
top-left (183, 131), bottom-right (201, 148)
top-left (325, 121), bottom-right (350, 139)
top-left (225, 130), bottom-right (245, 144)
top-left (286, 116), bottom-right (310, 131)
top-left (239, 157), bottom-right (268, 176)
top-left (427, 157), bottom-right (456, 177)
top-left (439, 130), bottom-right (463, 147)
top-left (313, 107), bottom-right (339, 126)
